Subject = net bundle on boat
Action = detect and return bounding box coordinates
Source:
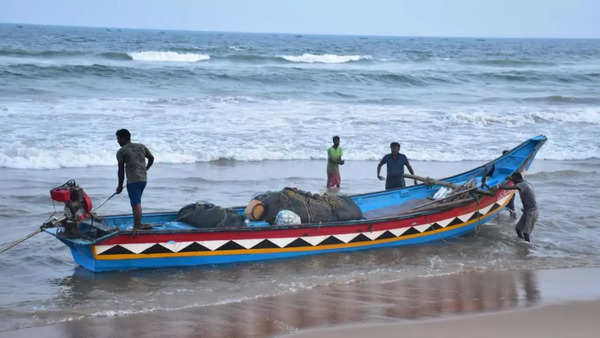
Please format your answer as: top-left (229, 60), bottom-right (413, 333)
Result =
top-left (245, 187), bottom-right (363, 224)
top-left (177, 203), bottom-right (244, 228)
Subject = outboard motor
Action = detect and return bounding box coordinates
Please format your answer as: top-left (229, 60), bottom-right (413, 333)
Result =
top-left (47, 180), bottom-right (93, 236)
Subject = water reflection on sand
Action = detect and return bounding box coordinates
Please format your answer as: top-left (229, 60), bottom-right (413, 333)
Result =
top-left (50, 270), bottom-right (540, 338)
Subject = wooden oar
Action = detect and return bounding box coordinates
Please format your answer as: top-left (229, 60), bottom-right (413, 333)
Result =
top-left (0, 228), bottom-right (43, 255)
top-left (404, 174), bottom-right (460, 189)
top-left (404, 174), bottom-right (494, 196)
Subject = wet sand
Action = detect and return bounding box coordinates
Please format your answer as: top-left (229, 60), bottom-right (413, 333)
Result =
top-left (3, 267), bottom-right (600, 338)
top-left (286, 300), bottom-right (600, 338)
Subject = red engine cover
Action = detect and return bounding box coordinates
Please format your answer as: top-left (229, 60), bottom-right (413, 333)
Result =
top-left (82, 191), bottom-right (93, 212)
top-left (50, 188), bottom-right (71, 202)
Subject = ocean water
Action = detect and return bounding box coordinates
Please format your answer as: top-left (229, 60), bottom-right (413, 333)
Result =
top-left (0, 24), bottom-right (599, 334)
top-left (1, 24), bottom-right (600, 168)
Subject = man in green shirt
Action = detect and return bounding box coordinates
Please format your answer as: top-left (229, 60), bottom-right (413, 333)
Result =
top-left (327, 136), bottom-right (344, 188)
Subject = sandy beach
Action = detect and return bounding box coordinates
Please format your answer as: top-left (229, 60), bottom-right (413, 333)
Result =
top-left (2, 267), bottom-right (599, 338)
top-left (287, 300), bottom-right (600, 338)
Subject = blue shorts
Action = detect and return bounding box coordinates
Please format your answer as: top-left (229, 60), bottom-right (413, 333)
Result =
top-left (126, 181), bottom-right (146, 206)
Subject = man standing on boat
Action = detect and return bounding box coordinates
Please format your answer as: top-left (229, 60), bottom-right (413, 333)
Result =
top-left (377, 142), bottom-right (416, 190)
top-left (327, 136), bottom-right (344, 189)
top-left (115, 129), bottom-right (154, 230)
top-left (499, 172), bottom-right (538, 242)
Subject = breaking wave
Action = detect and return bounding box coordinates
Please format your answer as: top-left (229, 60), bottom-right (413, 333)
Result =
top-left (127, 51), bottom-right (210, 62)
top-left (1, 141), bottom-right (597, 169)
top-left (449, 109), bottom-right (600, 125)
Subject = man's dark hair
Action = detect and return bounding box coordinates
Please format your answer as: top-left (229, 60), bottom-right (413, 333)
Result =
top-left (116, 129), bottom-right (131, 140)
top-left (502, 150), bottom-right (510, 155)
top-left (333, 135), bottom-right (340, 141)
top-left (511, 172), bottom-right (523, 182)
top-left (390, 142), bottom-right (400, 148)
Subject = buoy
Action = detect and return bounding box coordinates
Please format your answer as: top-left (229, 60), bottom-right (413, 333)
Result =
top-left (244, 199), bottom-right (265, 221)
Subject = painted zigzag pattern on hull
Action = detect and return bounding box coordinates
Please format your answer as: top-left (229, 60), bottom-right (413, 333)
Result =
top-left (95, 194), bottom-right (512, 258)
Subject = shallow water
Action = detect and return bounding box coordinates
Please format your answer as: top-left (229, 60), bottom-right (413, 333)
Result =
top-left (0, 159), bottom-right (599, 332)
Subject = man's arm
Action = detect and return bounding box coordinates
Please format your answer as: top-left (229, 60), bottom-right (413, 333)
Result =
top-left (116, 160), bottom-right (125, 194)
top-left (377, 162), bottom-right (384, 180)
top-left (499, 185), bottom-right (519, 190)
top-left (406, 162), bottom-right (417, 185)
top-left (497, 180), bottom-right (520, 191)
top-left (145, 148), bottom-right (154, 170)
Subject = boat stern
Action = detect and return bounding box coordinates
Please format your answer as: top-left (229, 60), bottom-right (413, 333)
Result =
top-left (44, 228), bottom-right (99, 271)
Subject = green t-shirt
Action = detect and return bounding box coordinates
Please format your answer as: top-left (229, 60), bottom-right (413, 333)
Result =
top-left (327, 146), bottom-right (343, 171)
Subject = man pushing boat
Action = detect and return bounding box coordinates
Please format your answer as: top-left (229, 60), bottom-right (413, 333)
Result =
top-left (377, 142), bottom-right (417, 190)
top-left (499, 172), bottom-right (538, 242)
top-left (115, 129), bottom-right (154, 230)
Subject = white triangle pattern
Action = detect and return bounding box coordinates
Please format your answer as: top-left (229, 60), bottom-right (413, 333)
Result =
top-left (498, 194), bottom-right (511, 205)
top-left (364, 231), bottom-right (384, 240)
top-left (390, 227), bottom-right (412, 236)
top-left (95, 245), bottom-right (113, 254)
top-left (458, 212), bottom-right (475, 223)
top-left (269, 237), bottom-right (299, 248)
top-left (235, 239), bottom-right (264, 249)
top-left (122, 243), bottom-right (156, 254)
top-left (436, 218), bottom-right (453, 227)
top-left (199, 240), bottom-right (229, 251)
top-left (479, 204), bottom-right (493, 214)
top-left (303, 235), bottom-right (329, 246)
top-left (414, 224), bottom-right (431, 232)
top-left (335, 233), bottom-right (358, 243)
top-left (160, 241), bottom-right (194, 252)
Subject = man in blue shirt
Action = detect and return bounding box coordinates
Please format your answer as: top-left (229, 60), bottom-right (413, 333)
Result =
top-left (377, 142), bottom-right (416, 190)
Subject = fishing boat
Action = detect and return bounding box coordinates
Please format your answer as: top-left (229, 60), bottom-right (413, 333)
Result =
top-left (41, 135), bottom-right (546, 272)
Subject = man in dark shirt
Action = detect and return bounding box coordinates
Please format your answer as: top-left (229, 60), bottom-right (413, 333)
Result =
top-left (115, 129), bottom-right (154, 229)
top-left (499, 172), bottom-right (538, 242)
top-left (377, 142), bottom-right (416, 190)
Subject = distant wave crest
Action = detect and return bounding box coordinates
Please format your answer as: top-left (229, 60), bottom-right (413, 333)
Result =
top-left (99, 52), bottom-right (133, 60)
top-left (0, 48), bottom-right (83, 58)
top-left (128, 51), bottom-right (210, 62)
top-left (279, 53), bottom-right (371, 63)
top-left (450, 110), bottom-right (600, 125)
top-left (464, 58), bottom-right (554, 67)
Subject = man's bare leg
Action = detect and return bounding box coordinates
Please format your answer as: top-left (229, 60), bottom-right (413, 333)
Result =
top-left (133, 204), bottom-right (142, 227)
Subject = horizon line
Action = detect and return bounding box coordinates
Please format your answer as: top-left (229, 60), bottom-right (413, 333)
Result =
top-left (2, 21), bottom-right (599, 40)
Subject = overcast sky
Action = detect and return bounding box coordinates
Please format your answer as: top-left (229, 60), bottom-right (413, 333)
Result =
top-left (1, 0), bottom-right (599, 38)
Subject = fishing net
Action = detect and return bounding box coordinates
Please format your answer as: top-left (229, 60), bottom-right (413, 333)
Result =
top-left (250, 187), bottom-right (363, 224)
top-left (177, 203), bottom-right (245, 228)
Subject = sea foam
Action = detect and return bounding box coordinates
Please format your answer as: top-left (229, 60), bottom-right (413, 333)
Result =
top-left (128, 51), bottom-right (210, 62)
